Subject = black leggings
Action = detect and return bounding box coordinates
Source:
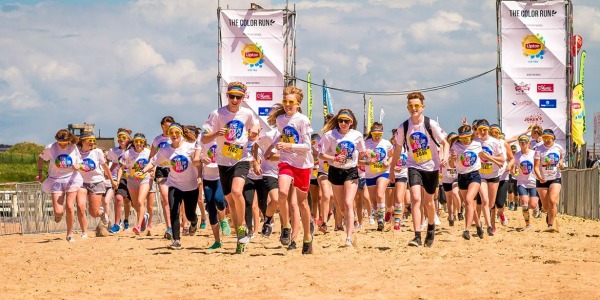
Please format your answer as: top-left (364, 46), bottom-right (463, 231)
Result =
top-left (203, 179), bottom-right (226, 225)
top-left (243, 178), bottom-right (259, 232)
top-left (495, 180), bottom-right (508, 209)
top-left (169, 187), bottom-right (199, 241)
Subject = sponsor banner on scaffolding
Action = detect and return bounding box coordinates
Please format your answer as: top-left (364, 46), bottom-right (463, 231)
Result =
top-left (594, 112), bottom-right (600, 144)
top-left (500, 0), bottom-right (567, 148)
top-left (220, 9), bottom-right (285, 125)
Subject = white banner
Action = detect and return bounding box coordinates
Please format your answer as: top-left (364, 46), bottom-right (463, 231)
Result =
top-left (595, 112), bottom-right (600, 144)
top-left (500, 0), bottom-right (568, 147)
top-left (220, 10), bottom-right (286, 126)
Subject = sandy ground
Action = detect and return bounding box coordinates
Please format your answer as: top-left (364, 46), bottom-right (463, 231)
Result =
top-left (1, 209), bottom-right (600, 299)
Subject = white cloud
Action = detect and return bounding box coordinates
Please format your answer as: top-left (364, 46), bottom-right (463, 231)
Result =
top-left (368, 0), bottom-right (438, 9)
top-left (574, 5), bottom-right (600, 42)
top-left (0, 66), bottom-right (43, 109)
top-left (409, 10), bottom-right (481, 41)
top-left (115, 38), bottom-right (166, 76)
top-left (295, 1), bottom-right (362, 12)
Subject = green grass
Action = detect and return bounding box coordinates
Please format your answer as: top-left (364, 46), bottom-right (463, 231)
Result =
top-left (0, 142), bottom-right (45, 183)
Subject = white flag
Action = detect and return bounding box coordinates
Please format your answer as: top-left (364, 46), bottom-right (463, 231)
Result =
top-left (379, 107), bottom-right (385, 123)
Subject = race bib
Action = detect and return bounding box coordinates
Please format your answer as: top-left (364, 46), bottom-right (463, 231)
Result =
top-left (323, 161), bottom-right (329, 172)
top-left (542, 165), bottom-right (557, 178)
top-left (369, 147), bottom-right (387, 173)
top-left (480, 162), bottom-right (493, 174)
top-left (446, 168), bottom-right (457, 179)
top-left (413, 148), bottom-right (432, 164)
top-left (223, 142), bottom-right (243, 160)
top-left (312, 168), bottom-right (318, 177)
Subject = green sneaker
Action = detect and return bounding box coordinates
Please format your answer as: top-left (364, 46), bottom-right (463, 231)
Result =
top-left (220, 220), bottom-right (231, 236)
top-left (235, 242), bottom-right (245, 254)
top-left (199, 220), bottom-right (207, 230)
top-left (237, 226), bottom-right (250, 244)
top-left (208, 241), bottom-right (222, 250)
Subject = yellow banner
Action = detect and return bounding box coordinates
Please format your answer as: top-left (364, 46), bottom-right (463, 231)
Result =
top-left (571, 83), bottom-right (585, 147)
top-left (367, 98), bottom-right (373, 132)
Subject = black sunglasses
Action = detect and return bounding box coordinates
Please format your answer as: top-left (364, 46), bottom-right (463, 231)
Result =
top-left (338, 119), bottom-right (352, 124)
top-left (228, 94), bottom-right (243, 100)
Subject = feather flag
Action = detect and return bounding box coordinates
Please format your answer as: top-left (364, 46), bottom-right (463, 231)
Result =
top-left (367, 98), bottom-right (373, 132)
top-left (379, 107), bottom-right (385, 123)
top-left (307, 72), bottom-right (313, 121)
top-left (323, 80), bottom-right (334, 118)
top-left (571, 83), bottom-right (585, 147)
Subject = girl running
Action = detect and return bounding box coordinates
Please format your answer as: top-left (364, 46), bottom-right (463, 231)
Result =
top-left (534, 129), bottom-right (565, 232)
top-left (390, 128), bottom-right (409, 230)
top-left (489, 124), bottom-right (514, 228)
top-left (510, 135), bottom-right (539, 229)
top-left (149, 116), bottom-right (174, 239)
top-left (319, 109), bottom-right (366, 246)
top-left (37, 129), bottom-right (83, 242)
top-left (107, 128), bottom-right (132, 233)
top-left (441, 132), bottom-right (460, 227)
top-left (363, 122), bottom-right (393, 231)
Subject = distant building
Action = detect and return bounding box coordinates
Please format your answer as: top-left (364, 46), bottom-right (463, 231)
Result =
top-left (0, 144), bottom-right (11, 152)
top-left (68, 123), bottom-right (115, 151)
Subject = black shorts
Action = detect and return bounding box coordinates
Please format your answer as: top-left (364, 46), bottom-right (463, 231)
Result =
top-left (218, 161), bottom-right (250, 196)
top-left (310, 178), bottom-right (319, 186)
top-left (263, 176), bottom-right (279, 192)
top-left (408, 168), bottom-right (439, 195)
top-left (495, 180), bottom-right (508, 208)
top-left (154, 166), bottom-right (170, 182)
top-left (536, 178), bottom-right (562, 188)
top-left (116, 178), bottom-right (130, 199)
top-left (387, 177), bottom-right (408, 188)
top-left (508, 179), bottom-right (517, 194)
top-left (328, 166), bottom-right (359, 186)
top-left (442, 181), bottom-right (456, 192)
top-left (482, 176), bottom-right (500, 183)
top-left (458, 171), bottom-right (481, 191)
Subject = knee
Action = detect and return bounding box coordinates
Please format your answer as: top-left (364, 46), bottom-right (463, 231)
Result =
top-left (231, 189), bottom-right (244, 200)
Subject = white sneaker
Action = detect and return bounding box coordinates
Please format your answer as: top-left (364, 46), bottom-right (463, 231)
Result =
top-left (434, 214), bottom-right (442, 226)
top-left (420, 218), bottom-right (428, 231)
top-left (66, 235), bottom-right (75, 243)
top-left (81, 232), bottom-right (88, 239)
top-left (345, 238), bottom-right (353, 247)
top-left (369, 216), bottom-right (375, 225)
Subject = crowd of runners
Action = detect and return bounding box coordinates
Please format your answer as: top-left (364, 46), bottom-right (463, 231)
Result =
top-left (36, 82), bottom-right (565, 254)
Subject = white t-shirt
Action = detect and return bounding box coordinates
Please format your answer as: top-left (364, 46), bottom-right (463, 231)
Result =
top-left (150, 142), bottom-right (198, 191)
top-left (393, 147), bottom-right (408, 179)
top-left (395, 117), bottom-right (447, 171)
top-left (257, 128), bottom-right (280, 179)
top-left (151, 134), bottom-right (171, 155)
top-left (79, 148), bottom-right (107, 184)
top-left (275, 112), bottom-right (314, 169)
top-left (534, 143), bottom-right (564, 181)
top-left (120, 148), bottom-right (151, 180)
top-left (320, 129), bottom-right (366, 169)
top-left (196, 134), bottom-right (220, 181)
top-left (106, 147), bottom-right (125, 178)
top-left (450, 141), bottom-right (482, 174)
top-left (498, 140), bottom-right (510, 181)
top-left (364, 138), bottom-right (393, 178)
top-left (203, 106), bottom-right (259, 167)
top-left (514, 150), bottom-right (536, 188)
top-left (39, 143), bottom-right (82, 179)
top-left (477, 136), bottom-right (504, 179)
top-left (315, 138), bottom-right (331, 175)
top-left (246, 140), bottom-right (261, 181)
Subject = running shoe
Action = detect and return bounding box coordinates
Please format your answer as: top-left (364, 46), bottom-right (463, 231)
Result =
top-left (220, 220), bottom-right (231, 236)
top-left (287, 240), bottom-right (297, 250)
top-left (420, 219), bottom-right (428, 231)
top-left (237, 226), bottom-right (250, 244)
top-left (393, 223), bottom-right (401, 231)
top-left (164, 227), bottom-right (172, 240)
top-left (377, 220), bottom-right (384, 231)
top-left (434, 214), bottom-right (441, 226)
top-left (132, 226), bottom-right (141, 235)
top-left (327, 210), bottom-right (333, 222)
top-left (543, 226), bottom-right (558, 233)
top-left (508, 202), bottom-right (514, 211)
top-left (199, 219), bottom-right (207, 230)
top-left (169, 240), bottom-right (182, 250)
top-left (208, 241), bottom-right (222, 250)
top-left (318, 224), bottom-right (328, 234)
top-left (524, 224), bottom-right (532, 230)
top-left (424, 228), bottom-right (435, 247)
top-left (248, 230), bottom-right (255, 239)
top-left (188, 222), bottom-right (198, 236)
top-left (302, 240), bottom-right (313, 254)
top-left (500, 213), bottom-right (508, 226)
top-left (534, 208), bottom-right (542, 219)
top-left (123, 219), bottom-right (130, 230)
top-left (353, 220), bottom-right (359, 229)
top-left (487, 226), bottom-right (494, 236)
top-left (384, 212), bottom-right (392, 223)
top-left (182, 227), bottom-right (189, 236)
top-left (462, 230), bottom-right (471, 240)
top-left (334, 225), bottom-right (344, 232)
top-left (141, 213), bottom-right (149, 231)
top-left (449, 219), bottom-right (455, 227)
top-left (476, 227), bottom-right (484, 239)
top-left (100, 209), bottom-right (109, 226)
top-left (66, 235), bottom-right (75, 243)
top-left (344, 238), bottom-right (353, 247)
top-left (235, 242), bottom-right (245, 254)
top-left (368, 216), bottom-right (375, 225)
top-left (280, 227), bottom-right (291, 245)
top-left (408, 236), bottom-right (422, 247)
top-left (108, 222), bottom-right (121, 234)
top-left (95, 222), bottom-right (109, 237)
top-left (81, 232), bottom-right (88, 239)
top-left (356, 224), bottom-right (364, 231)
top-left (261, 221), bottom-right (273, 237)
top-left (457, 212), bottom-right (464, 221)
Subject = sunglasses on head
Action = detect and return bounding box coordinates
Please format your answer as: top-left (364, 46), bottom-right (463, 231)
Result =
top-left (338, 119), bottom-right (352, 124)
top-left (228, 94), bottom-right (243, 100)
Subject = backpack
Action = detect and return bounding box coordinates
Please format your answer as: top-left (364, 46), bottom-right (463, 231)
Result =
top-left (402, 116), bottom-right (441, 149)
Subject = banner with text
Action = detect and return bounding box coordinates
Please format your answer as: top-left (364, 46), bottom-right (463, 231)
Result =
top-left (500, 0), bottom-right (568, 147)
top-left (220, 10), bottom-right (286, 126)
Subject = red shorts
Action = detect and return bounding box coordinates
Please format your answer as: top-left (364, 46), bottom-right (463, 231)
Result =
top-left (278, 162), bottom-right (311, 193)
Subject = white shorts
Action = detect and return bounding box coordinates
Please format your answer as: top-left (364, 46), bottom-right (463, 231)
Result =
top-left (42, 173), bottom-right (83, 194)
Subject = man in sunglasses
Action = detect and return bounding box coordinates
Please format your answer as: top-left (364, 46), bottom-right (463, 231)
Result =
top-left (390, 92), bottom-right (449, 248)
top-left (202, 81), bottom-right (260, 254)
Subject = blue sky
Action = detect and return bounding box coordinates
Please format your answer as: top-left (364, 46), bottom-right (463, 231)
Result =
top-left (0, 0), bottom-right (598, 146)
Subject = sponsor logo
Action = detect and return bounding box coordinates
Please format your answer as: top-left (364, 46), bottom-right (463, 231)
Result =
top-left (241, 43), bottom-right (264, 70)
top-left (521, 34), bottom-right (546, 62)
top-left (512, 100), bottom-right (533, 106)
top-left (524, 113), bottom-right (544, 124)
top-left (572, 103), bottom-right (581, 109)
top-left (537, 84), bottom-right (554, 93)
top-left (256, 92), bottom-right (273, 101)
top-left (514, 82), bottom-right (530, 94)
top-left (258, 107), bottom-right (271, 116)
top-left (539, 99), bottom-right (557, 108)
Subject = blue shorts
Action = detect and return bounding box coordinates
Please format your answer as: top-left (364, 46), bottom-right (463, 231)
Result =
top-left (458, 171), bottom-right (481, 190)
top-left (365, 173), bottom-right (390, 187)
top-left (517, 186), bottom-right (538, 197)
top-left (358, 178), bottom-right (366, 190)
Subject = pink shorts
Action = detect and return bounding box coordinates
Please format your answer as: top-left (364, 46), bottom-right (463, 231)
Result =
top-left (278, 162), bottom-right (311, 193)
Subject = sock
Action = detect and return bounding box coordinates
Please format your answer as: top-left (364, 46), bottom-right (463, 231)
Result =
top-left (415, 231), bottom-right (421, 238)
top-left (377, 204), bottom-right (385, 222)
top-left (427, 224), bottom-right (435, 231)
top-left (394, 205), bottom-right (402, 224)
top-left (265, 215), bottom-right (273, 225)
top-left (522, 206), bottom-right (530, 222)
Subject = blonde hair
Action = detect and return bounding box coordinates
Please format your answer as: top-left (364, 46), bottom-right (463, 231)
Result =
top-left (322, 109), bottom-right (358, 133)
top-left (267, 86), bottom-right (303, 126)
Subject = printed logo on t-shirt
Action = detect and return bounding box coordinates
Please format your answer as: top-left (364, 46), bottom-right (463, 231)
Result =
top-left (224, 120), bottom-right (244, 142)
top-left (399, 153), bottom-right (408, 167)
top-left (480, 146), bottom-right (493, 174)
top-left (281, 126), bottom-right (300, 144)
top-left (156, 141), bottom-right (170, 152)
top-left (336, 141), bottom-right (355, 164)
top-left (544, 153), bottom-right (559, 165)
top-left (55, 154), bottom-right (73, 168)
top-left (369, 147), bottom-right (387, 172)
top-left (519, 160), bottom-right (533, 175)
top-left (208, 145), bottom-right (217, 163)
top-left (481, 146), bottom-right (492, 162)
top-left (409, 132), bottom-right (432, 163)
top-left (81, 158), bottom-right (97, 172)
top-left (133, 158), bottom-right (149, 172)
top-left (170, 155), bottom-right (189, 173)
top-left (460, 151), bottom-right (478, 167)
